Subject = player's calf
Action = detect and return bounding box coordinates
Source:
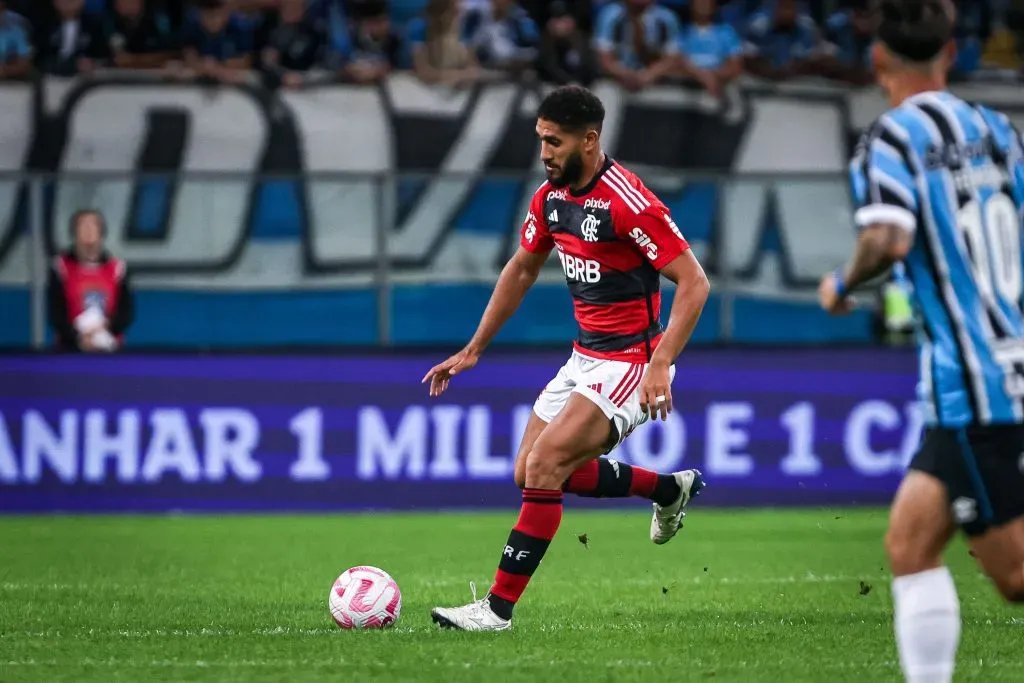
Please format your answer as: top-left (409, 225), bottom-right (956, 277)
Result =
top-left (563, 458), bottom-right (684, 507)
top-left (990, 569), bottom-right (1024, 603)
top-left (967, 518), bottom-right (1024, 604)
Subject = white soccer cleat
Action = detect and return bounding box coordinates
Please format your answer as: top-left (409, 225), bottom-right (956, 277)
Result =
top-left (430, 582), bottom-right (512, 632)
top-left (650, 469), bottom-right (706, 545)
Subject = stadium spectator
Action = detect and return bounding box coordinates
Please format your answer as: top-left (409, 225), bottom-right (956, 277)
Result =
top-left (676, 0), bottom-right (743, 97)
top-left (537, 0), bottom-right (597, 85)
top-left (407, 0), bottom-right (482, 87)
top-left (951, 1), bottom-right (993, 80)
top-left (47, 210), bottom-right (134, 353)
top-left (182, 0), bottom-right (256, 84)
top-left (232, 0), bottom-right (278, 12)
top-left (259, 0), bottom-right (327, 88)
top-left (335, 0), bottom-right (400, 84)
top-left (37, 0), bottom-right (110, 76)
top-left (107, 0), bottom-right (177, 70)
top-left (521, 0), bottom-right (595, 34)
top-left (1009, 0), bottom-right (1024, 71)
top-left (593, 0), bottom-right (680, 92)
top-left (461, 0), bottom-right (539, 75)
top-left (820, 0), bottom-right (874, 86)
top-left (0, 0), bottom-right (32, 80)
top-left (743, 0), bottom-right (823, 81)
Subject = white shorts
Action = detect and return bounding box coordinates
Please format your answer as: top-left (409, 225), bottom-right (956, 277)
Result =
top-left (533, 349), bottom-right (676, 452)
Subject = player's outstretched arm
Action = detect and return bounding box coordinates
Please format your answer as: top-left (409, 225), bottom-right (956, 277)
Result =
top-left (640, 251), bottom-right (711, 420)
top-left (819, 223), bottom-right (912, 315)
top-left (422, 246), bottom-right (550, 397)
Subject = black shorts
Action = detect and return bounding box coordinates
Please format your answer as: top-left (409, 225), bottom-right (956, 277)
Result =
top-left (909, 424), bottom-right (1024, 536)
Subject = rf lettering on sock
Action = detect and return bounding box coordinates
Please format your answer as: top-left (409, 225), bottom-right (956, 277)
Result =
top-left (488, 488), bottom-right (563, 620)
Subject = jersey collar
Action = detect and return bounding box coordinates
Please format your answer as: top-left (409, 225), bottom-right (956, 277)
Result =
top-left (570, 154), bottom-right (614, 198)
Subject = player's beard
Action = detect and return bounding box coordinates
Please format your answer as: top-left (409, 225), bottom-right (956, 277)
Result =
top-left (546, 150), bottom-right (585, 188)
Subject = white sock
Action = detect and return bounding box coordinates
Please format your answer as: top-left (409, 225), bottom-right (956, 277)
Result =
top-left (893, 566), bottom-right (961, 683)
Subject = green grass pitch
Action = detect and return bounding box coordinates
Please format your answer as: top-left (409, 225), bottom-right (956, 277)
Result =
top-left (0, 508), bottom-right (1020, 682)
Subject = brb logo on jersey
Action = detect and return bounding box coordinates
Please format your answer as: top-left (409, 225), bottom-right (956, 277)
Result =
top-left (630, 227), bottom-right (658, 260)
top-left (580, 214), bottom-right (600, 242)
top-left (557, 252), bottom-right (601, 283)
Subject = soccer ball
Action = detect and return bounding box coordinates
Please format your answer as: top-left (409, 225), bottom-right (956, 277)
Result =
top-left (329, 565), bottom-right (402, 629)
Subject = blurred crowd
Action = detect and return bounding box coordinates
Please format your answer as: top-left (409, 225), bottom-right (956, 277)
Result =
top-left (0, 0), bottom-right (1022, 92)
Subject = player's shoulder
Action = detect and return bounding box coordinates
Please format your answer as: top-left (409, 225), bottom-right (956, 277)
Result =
top-left (598, 161), bottom-right (664, 217)
top-left (530, 179), bottom-right (554, 202)
top-left (856, 106), bottom-right (920, 153)
top-left (969, 101), bottom-right (1018, 135)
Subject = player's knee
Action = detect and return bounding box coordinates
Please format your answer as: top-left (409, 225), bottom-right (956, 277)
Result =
top-left (523, 449), bottom-right (571, 489)
top-left (885, 528), bottom-right (940, 576)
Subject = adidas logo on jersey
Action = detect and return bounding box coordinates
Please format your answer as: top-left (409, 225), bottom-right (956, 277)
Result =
top-left (584, 198), bottom-right (611, 211)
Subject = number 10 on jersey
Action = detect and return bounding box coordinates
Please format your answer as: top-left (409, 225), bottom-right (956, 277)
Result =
top-left (957, 192), bottom-right (1023, 308)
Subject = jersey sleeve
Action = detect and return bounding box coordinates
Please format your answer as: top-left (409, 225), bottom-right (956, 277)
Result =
top-left (621, 206), bottom-right (690, 270)
top-left (849, 124), bottom-right (919, 233)
top-left (519, 189), bottom-right (554, 253)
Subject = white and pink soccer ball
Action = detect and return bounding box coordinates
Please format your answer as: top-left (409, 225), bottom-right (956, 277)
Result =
top-left (329, 566), bottom-right (402, 630)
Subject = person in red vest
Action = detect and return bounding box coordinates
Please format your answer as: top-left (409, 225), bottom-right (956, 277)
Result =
top-left (47, 209), bottom-right (134, 352)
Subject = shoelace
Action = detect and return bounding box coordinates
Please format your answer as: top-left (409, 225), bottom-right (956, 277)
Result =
top-left (460, 581), bottom-right (497, 621)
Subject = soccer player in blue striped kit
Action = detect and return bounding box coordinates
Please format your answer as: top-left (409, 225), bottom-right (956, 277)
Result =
top-left (819, 1), bottom-right (1024, 681)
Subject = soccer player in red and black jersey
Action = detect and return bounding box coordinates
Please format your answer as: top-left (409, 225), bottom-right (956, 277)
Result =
top-left (424, 86), bottom-right (711, 631)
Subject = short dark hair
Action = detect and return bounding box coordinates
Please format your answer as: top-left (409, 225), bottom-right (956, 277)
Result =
top-left (876, 0), bottom-right (955, 63)
top-left (537, 86), bottom-right (605, 134)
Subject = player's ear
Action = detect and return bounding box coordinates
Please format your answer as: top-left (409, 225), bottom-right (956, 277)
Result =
top-left (584, 129), bottom-right (599, 152)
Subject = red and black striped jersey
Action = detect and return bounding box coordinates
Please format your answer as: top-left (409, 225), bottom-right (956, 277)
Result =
top-left (519, 156), bottom-right (689, 361)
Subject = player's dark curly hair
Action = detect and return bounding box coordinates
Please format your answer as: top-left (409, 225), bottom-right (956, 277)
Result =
top-left (875, 0), bottom-right (955, 63)
top-left (537, 86), bottom-right (605, 134)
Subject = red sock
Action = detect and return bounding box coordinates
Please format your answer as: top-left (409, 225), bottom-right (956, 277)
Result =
top-left (563, 458), bottom-right (662, 499)
top-left (563, 459), bottom-right (600, 494)
top-left (628, 466), bottom-right (658, 498)
top-left (490, 488), bottom-right (563, 605)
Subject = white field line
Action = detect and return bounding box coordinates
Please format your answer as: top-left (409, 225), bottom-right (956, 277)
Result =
top-left (0, 572), bottom-right (909, 593)
top-left (1, 658), bottom-right (1023, 672)
top-left (2, 613), bottom-right (1022, 641)
top-left (1, 571), bottom-right (993, 594)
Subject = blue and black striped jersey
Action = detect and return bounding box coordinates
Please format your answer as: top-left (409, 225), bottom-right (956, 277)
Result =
top-left (850, 91), bottom-right (1024, 427)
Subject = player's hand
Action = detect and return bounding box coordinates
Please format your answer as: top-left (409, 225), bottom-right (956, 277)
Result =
top-left (639, 359), bottom-right (673, 422)
top-left (818, 272), bottom-right (854, 315)
top-left (421, 347), bottom-right (481, 397)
